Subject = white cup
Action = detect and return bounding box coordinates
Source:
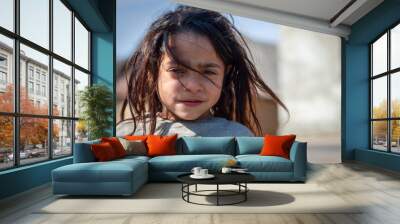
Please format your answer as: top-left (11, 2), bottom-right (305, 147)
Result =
top-left (200, 169), bottom-right (208, 176)
top-left (191, 167), bottom-right (202, 176)
top-left (221, 167), bottom-right (232, 174)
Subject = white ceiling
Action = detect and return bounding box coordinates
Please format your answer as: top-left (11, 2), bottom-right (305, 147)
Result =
top-left (175, 0), bottom-right (384, 38)
top-left (229, 0), bottom-right (352, 22)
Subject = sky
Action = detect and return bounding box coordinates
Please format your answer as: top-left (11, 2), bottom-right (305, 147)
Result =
top-left (0, 0), bottom-right (89, 75)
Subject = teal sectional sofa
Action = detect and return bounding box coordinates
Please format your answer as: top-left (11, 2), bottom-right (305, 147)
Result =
top-left (52, 137), bottom-right (307, 196)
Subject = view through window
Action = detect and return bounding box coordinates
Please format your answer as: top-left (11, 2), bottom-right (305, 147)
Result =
top-left (0, 0), bottom-right (91, 170)
top-left (371, 23), bottom-right (400, 153)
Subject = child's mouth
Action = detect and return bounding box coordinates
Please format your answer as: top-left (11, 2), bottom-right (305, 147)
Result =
top-left (180, 100), bottom-right (203, 107)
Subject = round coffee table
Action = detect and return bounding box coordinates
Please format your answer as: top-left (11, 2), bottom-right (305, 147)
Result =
top-left (177, 172), bottom-right (255, 206)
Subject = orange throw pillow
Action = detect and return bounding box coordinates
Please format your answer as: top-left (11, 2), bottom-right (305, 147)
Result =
top-left (260, 134), bottom-right (296, 159)
top-left (101, 137), bottom-right (127, 158)
top-left (146, 134), bottom-right (177, 157)
top-left (124, 135), bottom-right (147, 141)
top-left (91, 142), bottom-right (117, 161)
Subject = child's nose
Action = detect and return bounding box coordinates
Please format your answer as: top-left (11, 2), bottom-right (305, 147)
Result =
top-left (180, 72), bottom-right (204, 92)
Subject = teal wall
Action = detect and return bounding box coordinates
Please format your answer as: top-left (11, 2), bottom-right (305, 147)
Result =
top-left (343, 0), bottom-right (400, 171)
top-left (0, 158), bottom-right (72, 199)
top-left (0, 0), bottom-right (115, 200)
top-left (92, 31), bottom-right (115, 135)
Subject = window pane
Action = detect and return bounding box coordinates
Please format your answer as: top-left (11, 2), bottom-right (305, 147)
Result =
top-left (74, 17), bottom-right (89, 70)
top-left (391, 72), bottom-right (400, 118)
top-left (53, 59), bottom-right (72, 117)
top-left (0, 116), bottom-right (13, 170)
top-left (20, 0), bottom-right (49, 49)
top-left (75, 120), bottom-right (88, 143)
top-left (20, 117), bottom-right (49, 165)
top-left (0, 0), bottom-right (14, 31)
top-left (0, 34), bottom-right (14, 112)
top-left (391, 120), bottom-right (400, 153)
top-left (392, 24), bottom-right (400, 70)
top-left (372, 121), bottom-right (388, 151)
top-left (53, 119), bottom-right (72, 158)
top-left (372, 33), bottom-right (387, 76)
top-left (20, 44), bottom-right (49, 115)
top-left (74, 69), bottom-right (89, 118)
top-left (372, 77), bottom-right (387, 119)
top-left (53, 0), bottom-right (72, 60)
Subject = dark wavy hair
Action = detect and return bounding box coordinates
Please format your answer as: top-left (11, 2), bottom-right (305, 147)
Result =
top-left (119, 5), bottom-right (288, 136)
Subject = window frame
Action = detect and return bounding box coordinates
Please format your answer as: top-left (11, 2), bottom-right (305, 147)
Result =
top-left (370, 20), bottom-right (400, 154)
top-left (0, 0), bottom-right (92, 171)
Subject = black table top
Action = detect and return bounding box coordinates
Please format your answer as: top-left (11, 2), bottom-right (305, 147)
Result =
top-left (177, 172), bottom-right (255, 185)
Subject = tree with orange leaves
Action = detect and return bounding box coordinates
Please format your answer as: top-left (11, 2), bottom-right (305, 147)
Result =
top-left (0, 84), bottom-right (59, 151)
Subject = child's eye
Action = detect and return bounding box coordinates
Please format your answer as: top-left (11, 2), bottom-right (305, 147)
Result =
top-left (204, 70), bottom-right (216, 75)
top-left (168, 68), bottom-right (185, 74)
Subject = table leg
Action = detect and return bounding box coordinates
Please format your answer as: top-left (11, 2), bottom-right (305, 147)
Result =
top-left (217, 184), bottom-right (219, 206)
top-left (245, 183), bottom-right (247, 201)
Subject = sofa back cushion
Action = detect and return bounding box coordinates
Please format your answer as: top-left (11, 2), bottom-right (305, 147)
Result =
top-left (235, 137), bottom-right (264, 155)
top-left (177, 137), bottom-right (235, 155)
top-left (73, 139), bottom-right (100, 163)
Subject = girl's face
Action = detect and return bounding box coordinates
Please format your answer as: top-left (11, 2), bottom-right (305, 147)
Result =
top-left (157, 32), bottom-right (225, 121)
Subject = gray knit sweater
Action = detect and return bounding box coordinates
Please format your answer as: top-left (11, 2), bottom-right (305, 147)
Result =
top-left (116, 116), bottom-right (254, 137)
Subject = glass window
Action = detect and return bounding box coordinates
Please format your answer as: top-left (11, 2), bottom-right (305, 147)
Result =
top-left (371, 25), bottom-right (400, 154)
top-left (0, 71), bottom-right (7, 85)
top-left (372, 33), bottom-right (387, 76)
top-left (0, 34), bottom-right (14, 113)
top-left (391, 120), bottom-right (400, 153)
top-left (20, 0), bottom-right (49, 49)
top-left (28, 67), bottom-right (34, 80)
top-left (372, 76), bottom-right (387, 119)
top-left (372, 121), bottom-right (388, 151)
top-left (74, 17), bottom-right (89, 70)
top-left (36, 83), bottom-right (40, 95)
top-left (42, 85), bottom-right (46, 96)
top-left (53, 119), bottom-right (72, 158)
top-left (391, 72), bottom-right (400, 118)
top-left (0, 0), bottom-right (91, 170)
top-left (20, 44), bottom-right (49, 115)
top-left (19, 117), bottom-right (49, 165)
top-left (28, 81), bottom-right (34, 93)
top-left (53, 0), bottom-right (72, 60)
top-left (391, 24), bottom-right (400, 70)
top-left (0, 54), bottom-right (7, 67)
top-left (53, 59), bottom-right (72, 116)
top-left (0, 116), bottom-right (13, 170)
top-left (35, 70), bottom-right (40, 80)
top-left (0, 0), bottom-right (14, 32)
top-left (75, 120), bottom-right (88, 143)
top-left (74, 69), bottom-right (89, 118)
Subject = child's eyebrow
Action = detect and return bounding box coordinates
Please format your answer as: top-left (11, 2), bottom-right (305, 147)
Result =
top-left (166, 61), bottom-right (222, 69)
top-left (200, 62), bottom-right (221, 69)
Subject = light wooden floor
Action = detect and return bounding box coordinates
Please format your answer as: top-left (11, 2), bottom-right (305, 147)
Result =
top-left (1, 162), bottom-right (400, 224)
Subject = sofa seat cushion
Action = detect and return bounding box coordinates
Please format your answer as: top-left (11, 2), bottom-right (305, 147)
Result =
top-left (115, 155), bottom-right (150, 163)
top-left (52, 159), bottom-right (147, 183)
top-left (236, 155), bottom-right (293, 172)
top-left (149, 154), bottom-right (235, 172)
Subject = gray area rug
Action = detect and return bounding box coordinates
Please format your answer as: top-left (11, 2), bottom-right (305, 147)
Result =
top-left (37, 183), bottom-right (362, 214)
